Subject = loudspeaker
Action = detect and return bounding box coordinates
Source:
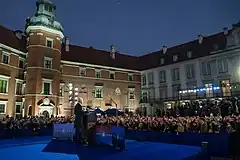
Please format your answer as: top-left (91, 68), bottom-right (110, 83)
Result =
top-left (228, 131), bottom-right (240, 157)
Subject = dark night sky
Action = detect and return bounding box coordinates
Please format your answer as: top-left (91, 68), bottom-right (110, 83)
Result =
top-left (0, 0), bottom-right (239, 56)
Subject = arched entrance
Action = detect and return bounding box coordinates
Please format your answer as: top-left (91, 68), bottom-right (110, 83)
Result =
top-left (38, 97), bottom-right (55, 117)
top-left (42, 110), bottom-right (50, 118)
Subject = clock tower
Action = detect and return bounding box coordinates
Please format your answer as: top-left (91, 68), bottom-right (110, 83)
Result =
top-left (24, 0), bottom-right (64, 116)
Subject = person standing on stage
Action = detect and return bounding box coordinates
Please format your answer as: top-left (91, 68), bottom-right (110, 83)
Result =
top-left (74, 98), bottom-right (87, 145)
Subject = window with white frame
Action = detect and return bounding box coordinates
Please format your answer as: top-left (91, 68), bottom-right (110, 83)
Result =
top-left (128, 73), bottom-right (133, 81)
top-left (217, 59), bottom-right (228, 73)
top-left (201, 62), bottom-right (211, 75)
top-left (129, 89), bottom-right (135, 100)
top-left (142, 92), bottom-right (148, 102)
top-left (44, 57), bottom-right (52, 69)
top-left (186, 64), bottom-right (195, 78)
top-left (79, 68), bottom-right (86, 76)
top-left (0, 76), bottom-right (8, 93)
top-left (2, 53), bottom-right (9, 64)
top-left (42, 79), bottom-right (52, 95)
top-left (15, 80), bottom-right (23, 95)
top-left (95, 70), bottom-right (101, 78)
top-left (46, 38), bottom-right (53, 48)
top-left (15, 102), bottom-right (22, 114)
top-left (147, 72), bottom-right (154, 84)
top-left (95, 86), bottom-right (103, 98)
top-left (172, 68), bottom-right (180, 81)
top-left (159, 70), bottom-right (166, 83)
top-left (0, 101), bottom-right (7, 114)
top-left (142, 74), bottom-right (146, 85)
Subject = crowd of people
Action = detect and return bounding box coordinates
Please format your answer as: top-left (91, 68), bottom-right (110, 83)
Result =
top-left (0, 98), bottom-right (240, 137)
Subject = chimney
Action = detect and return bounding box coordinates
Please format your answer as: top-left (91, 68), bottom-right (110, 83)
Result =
top-left (162, 45), bottom-right (167, 54)
top-left (198, 34), bottom-right (203, 44)
top-left (15, 30), bottom-right (23, 40)
top-left (110, 44), bottom-right (116, 59)
top-left (223, 27), bottom-right (228, 35)
top-left (65, 37), bottom-right (69, 52)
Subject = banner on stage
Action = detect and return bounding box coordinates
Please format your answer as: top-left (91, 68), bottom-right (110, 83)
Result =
top-left (95, 125), bottom-right (125, 147)
top-left (53, 123), bottom-right (75, 139)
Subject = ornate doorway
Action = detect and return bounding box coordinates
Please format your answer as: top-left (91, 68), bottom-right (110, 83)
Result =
top-left (38, 97), bottom-right (54, 116)
top-left (42, 110), bottom-right (50, 118)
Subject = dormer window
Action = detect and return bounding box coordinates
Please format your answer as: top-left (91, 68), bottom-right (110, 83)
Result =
top-left (160, 58), bottom-right (164, 65)
top-left (214, 44), bottom-right (219, 50)
top-left (173, 55), bottom-right (178, 62)
top-left (187, 51), bottom-right (192, 58)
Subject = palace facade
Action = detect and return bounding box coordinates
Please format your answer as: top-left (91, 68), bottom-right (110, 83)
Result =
top-left (0, 0), bottom-right (141, 118)
top-left (1, 0), bottom-right (240, 117)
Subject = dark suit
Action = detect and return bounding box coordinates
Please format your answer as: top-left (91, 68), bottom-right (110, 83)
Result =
top-left (74, 103), bottom-right (85, 142)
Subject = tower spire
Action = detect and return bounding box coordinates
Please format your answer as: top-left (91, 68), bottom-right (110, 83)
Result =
top-left (25, 0), bottom-right (64, 39)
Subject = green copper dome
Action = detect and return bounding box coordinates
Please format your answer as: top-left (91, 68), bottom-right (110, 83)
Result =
top-left (25, 0), bottom-right (63, 32)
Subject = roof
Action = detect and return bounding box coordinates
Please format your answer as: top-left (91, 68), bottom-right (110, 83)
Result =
top-left (0, 24), bottom-right (230, 71)
top-left (61, 45), bottom-right (140, 70)
top-left (138, 32), bottom-right (227, 70)
top-left (0, 25), bottom-right (27, 52)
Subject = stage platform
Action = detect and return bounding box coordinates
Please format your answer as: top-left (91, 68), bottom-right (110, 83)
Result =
top-left (0, 137), bottom-right (202, 160)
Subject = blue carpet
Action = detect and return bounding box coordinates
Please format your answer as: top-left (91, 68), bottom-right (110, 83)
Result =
top-left (0, 137), bottom-right (202, 160)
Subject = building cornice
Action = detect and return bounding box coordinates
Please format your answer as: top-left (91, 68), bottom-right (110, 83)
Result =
top-left (61, 60), bottom-right (141, 73)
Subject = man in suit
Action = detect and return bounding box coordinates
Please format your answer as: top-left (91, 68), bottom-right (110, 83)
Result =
top-left (74, 98), bottom-right (87, 145)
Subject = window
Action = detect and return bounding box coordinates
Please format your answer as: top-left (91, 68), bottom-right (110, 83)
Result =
top-left (95, 70), bottom-right (101, 78)
top-left (43, 83), bottom-right (51, 95)
top-left (16, 82), bottom-right (23, 95)
top-left (159, 71), bottom-right (166, 83)
top-left (42, 79), bottom-right (52, 95)
top-left (186, 64), bottom-right (195, 78)
top-left (44, 4), bottom-right (53, 12)
top-left (160, 58), bottom-right (164, 65)
top-left (187, 51), bottom-right (192, 58)
top-left (172, 68), bottom-right (180, 81)
top-left (60, 84), bottom-right (64, 97)
top-left (79, 68), bottom-right (86, 76)
top-left (142, 92), bottom-right (148, 102)
top-left (129, 89), bottom-right (135, 99)
top-left (202, 62), bottom-right (211, 75)
top-left (142, 74), bottom-right (146, 85)
top-left (15, 103), bottom-right (22, 114)
top-left (95, 87), bottom-right (103, 98)
top-left (173, 55), bottom-right (178, 62)
top-left (217, 59), bottom-right (228, 73)
top-left (0, 103), bottom-right (6, 114)
top-left (19, 59), bottom-right (24, 69)
top-left (46, 38), bottom-right (53, 48)
top-left (128, 74), bottom-right (133, 81)
top-left (147, 72), bottom-right (154, 84)
top-left (0, 79), bottom-right (8, 93)
top-left (110, 72), bottom-right (115, 79)
top-left (2, 54), bottom-right (9, 64)
top-left (44, 57), bottom-right (52, 69)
